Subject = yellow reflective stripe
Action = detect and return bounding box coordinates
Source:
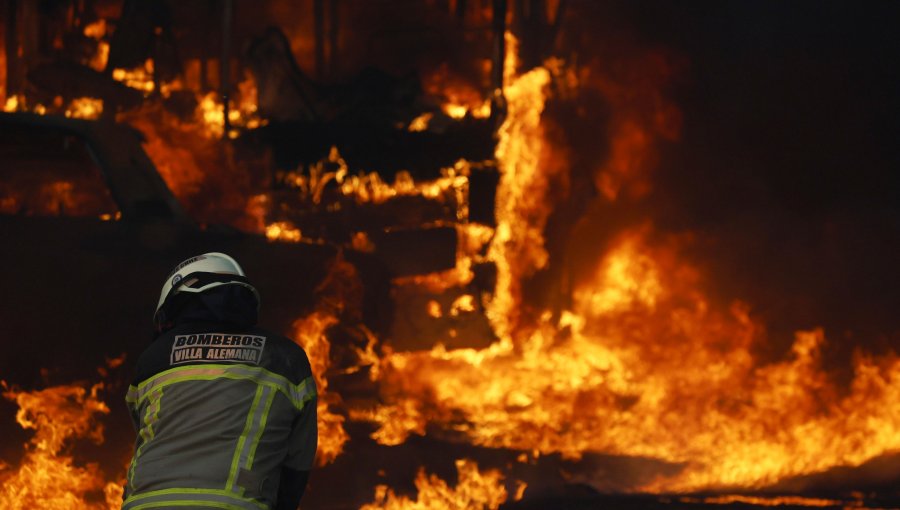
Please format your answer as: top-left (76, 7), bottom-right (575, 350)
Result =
top-left (244, 388), bottom-right (276, 471)
top-left (124, 487), bottom-right (267, 510)
top-left (131, 364), bottom-right (315, 411)
top-left (131, 502), bottom-right (242, 510)
top-left (226, 385), bottom-right (265, 492)
top-left (128, 387), bottom-right (163, 487)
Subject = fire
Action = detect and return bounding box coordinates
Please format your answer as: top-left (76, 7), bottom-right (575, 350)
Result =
top-left (423, 63), bottom-right (492, 120)
top-left (0, 381), bottom-right (122, 509)
top-left (112, 60), bottom-right (155, 94)
top-left (442, 100), bottom-right (491, 120)
top-left (2, 7), bottom-right (897, 506)
top-left (65, 97), bottom-right (104, 119)
top-left (344, 32), bottom-right (900, 495)
top-left (197, 76), bottom-right (265, 139)
top-left (360, 224), bottom-right (900, 491)
top-left (265, 221), bottom-right (303, 242)
top-left (82, 19), bottom-right (110, 71)
top-left (277, 148), bottom-right (469, 222)
top-left (485, 33), bottom-right (555, 341)
top-left (289, 255), bottom-right (368, 466)
top-left (408, 112), bottom-right (434, 132)
top-left (291, 310), bottom-right (348, 466)
top-left (686, 495), bottom-right (855, 507)
top-left (359, 459), bottom-right (508, 510)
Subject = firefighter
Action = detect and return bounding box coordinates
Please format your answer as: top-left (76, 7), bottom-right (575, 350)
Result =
top-left (123, 252), bottom-right (317, 510)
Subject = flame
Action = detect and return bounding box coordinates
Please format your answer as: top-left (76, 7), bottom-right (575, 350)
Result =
top-left (359, 225), bottom-right (900, 491)
top-left (112, 60), bottom-right (155, 94)
top-left (344, 32), bottom-right (900, 494)
top-left (123, 101), bottom-right (261, 229)
top-left (2, 94), bottom-right (102, 120)
top-left (291, 310), bottom-right (348, 465)
top-left (82, 19), bottom-right (109, 71)
top-left (485, 33), bottom-right (555, 341)
top-left (82, 19), bottom-right (107, 39)
top-left (0, 381), bottom-right (122, 509)
top-left (127, 109), bottom-right (208, 202)
top-left (278, 148), bottom-right (469, 213)
top-left (265, 221), bottom-right (302, 242)
top-left (3, 96), bottom-right (19, 112)
top-left (685, 495), bottom-right (856, 507)
top-left (449, 294), bottom-right (476, 316)
top-left (288, 255), bottom-right (367, 466)
top-left (442, 100), bottom-right (491, 120)
top-left (408, 112), bottom-right (434, 132)
top-left (359, 459), bottom-right (508, 510)
top-left (196, 76), bottom-right (265, 140)
top-left (65, 97), bottom-right (103, 120)
top-left (423, 63), bottom-right (492, 120)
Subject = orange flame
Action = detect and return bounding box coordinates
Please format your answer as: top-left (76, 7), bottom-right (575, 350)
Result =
top-left (82, 19), bottom-right (110, 72)
top-left (485, 33), bottom-right (554, 341)
top-left (289, 254), bottom-right (367, 466)
top-left (346, 33), bottom-right (900, 495)
top-left (685, 495), bottom-right (857, 507)
top-left (359, 459), bottom-right (508, 510)
top-left (291, 310), bottom-right (348, 466)
top-left (265, 221), bottom-right (302, 242)
top-left (0, 381), bottom-right (122, 509)
top-left (65, 97), bottom-right (104, 120)
top-left (112, 60), bottom-right (155, 94)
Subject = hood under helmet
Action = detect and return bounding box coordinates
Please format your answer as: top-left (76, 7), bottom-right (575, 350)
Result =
top-left (154, 252), bottom-right (260, 334)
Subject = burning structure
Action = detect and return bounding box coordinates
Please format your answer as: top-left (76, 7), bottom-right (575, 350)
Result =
top-left (1, 1), bottom-right (899, 509)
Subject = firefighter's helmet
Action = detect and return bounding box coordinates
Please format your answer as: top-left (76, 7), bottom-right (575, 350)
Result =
top-left (154, 252), bottom-right (260, 332)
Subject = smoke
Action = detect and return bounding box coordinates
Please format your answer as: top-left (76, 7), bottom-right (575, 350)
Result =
top-left (526, 0), bottom-right (900, 367)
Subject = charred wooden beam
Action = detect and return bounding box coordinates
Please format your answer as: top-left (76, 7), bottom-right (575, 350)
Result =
top-left (27, 61), bottom-right (143, 110)
top-left (369, 226), bottom-right (457, 277)
top-left (491, 0), bottom-right (507, 127)
top-left (468, 164), bottom-right (500, 226)
top-left (5, 0), bottom-right (19, 97)
top-left (472, 261), bottom-right (497, 298)
top-left (221, 0), bottom-right (233, 139)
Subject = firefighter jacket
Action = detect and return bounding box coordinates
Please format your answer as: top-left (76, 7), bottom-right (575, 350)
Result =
top-left (123, 317), bottom-right (317, 510)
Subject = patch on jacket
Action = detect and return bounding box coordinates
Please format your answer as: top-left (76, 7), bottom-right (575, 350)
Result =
top-left (170, 333), bottom-right (266, 365)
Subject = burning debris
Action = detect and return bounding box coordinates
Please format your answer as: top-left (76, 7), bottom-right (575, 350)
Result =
top-left (0, 376), bottom-right (123, 509)
top-left (1, 1), bottom-right (898, 509)
top-left (360, 459), bottom-right (509, 510)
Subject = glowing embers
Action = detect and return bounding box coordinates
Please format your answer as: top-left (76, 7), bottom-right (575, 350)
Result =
top-left (278, 148), bottom-right (470, 208)
top-left (360, 459), bottom-right (509, 510)
top-left (265, 221), bottom-right (302, 243)
top-left (112, 60), bottom-right (156, 94)
top-left (81, 19), bottom-right (110, 72)
top-left (354, 226), bottom-right (900, 491)
top-left (0, 380), bottom-right (122, 509)
top-left (197, 76), bottom-right (266, 140)
top-left (65, 98), bottom-right (104, 120)
top-left (2, 95), bottom-right (103, 120)
top-left (684, 494), bottom-right (856, 507)
top-left (423, 62), bottom-right (493, 121)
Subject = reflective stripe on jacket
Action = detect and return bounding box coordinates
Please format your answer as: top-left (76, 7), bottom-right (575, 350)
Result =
top-left (123, 322), bottom-right (317, 510)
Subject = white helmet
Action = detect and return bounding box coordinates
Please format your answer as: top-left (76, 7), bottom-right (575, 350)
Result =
top-left (154, 252), bottom-right (260, 331)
